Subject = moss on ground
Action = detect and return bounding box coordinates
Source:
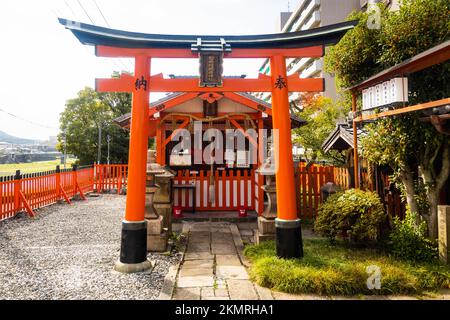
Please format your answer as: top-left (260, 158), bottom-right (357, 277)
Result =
top-left (243, 239), bottom-right (450, 296)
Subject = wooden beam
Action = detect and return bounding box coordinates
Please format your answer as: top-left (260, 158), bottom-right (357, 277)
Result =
top-left (163, 119), bottom-right (190, 147)
top-left (97, 72), bottom-right (324, 93)
top-left (149, 92), bottom-right (199, 117)
top-left (353, 98), bottom-right (450, 122)
top-left (148, 73), bottom-right (324, 92)
top-left (96, 45), bottom-right (324, 59)
top-left (229, 119), bottom-right (258, 148)
top-left (96, 74), bottom-right (133, 92)
top-left (223, 92), bottom-right (272, 116)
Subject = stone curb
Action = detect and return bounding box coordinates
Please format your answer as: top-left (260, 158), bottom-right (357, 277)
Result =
top-left (229, 224), bottom-right (251, 268)
top-left (158, 223), bottom-right (190, 300)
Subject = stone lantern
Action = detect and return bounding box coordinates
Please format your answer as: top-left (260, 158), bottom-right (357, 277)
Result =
top-left (145, 150), bottom-right (169, 252)
top-left (255, 156), bottom-right (277, 243)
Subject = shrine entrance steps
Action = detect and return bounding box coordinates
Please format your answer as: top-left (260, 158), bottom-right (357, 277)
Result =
top-left (174, 211), bottom-right (258, 223)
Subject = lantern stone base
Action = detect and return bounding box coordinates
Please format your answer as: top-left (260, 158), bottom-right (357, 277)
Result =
top-left (258, 216), bottom-right (276, 234)
top-left (255, 230), bottom-right (275, 244)
top-left (146, 216), bottom-right (164, 235)
top-left (155, 203), bottom-right (173, 235)
top-left (255, 216), bottom-right (276, 244)
top-left (147, 230), bottom-right (168, 252)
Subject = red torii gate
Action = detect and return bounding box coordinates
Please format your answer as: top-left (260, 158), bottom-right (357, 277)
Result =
top-left (60, 18), bottom-right (356, 272)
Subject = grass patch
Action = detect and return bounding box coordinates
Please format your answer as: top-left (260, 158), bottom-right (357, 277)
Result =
top-left (243, 239), bottom-right (450, 296)
top-left (0, 158), bottom-right (76, 176)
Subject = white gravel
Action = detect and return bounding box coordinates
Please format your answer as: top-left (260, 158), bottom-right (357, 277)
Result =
top-left (0, 194), bottom-right (182, 300)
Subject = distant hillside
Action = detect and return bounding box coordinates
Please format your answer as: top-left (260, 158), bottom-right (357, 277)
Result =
top-left (0, 130), bottom-right (35, 145)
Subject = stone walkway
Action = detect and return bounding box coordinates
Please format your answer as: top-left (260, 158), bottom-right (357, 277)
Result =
top-left (172, 222), bottom-right (273, 300)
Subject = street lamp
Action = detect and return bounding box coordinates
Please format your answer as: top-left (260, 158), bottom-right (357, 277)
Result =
top-left (63, 129), bottom-right (67, 169)
top-left (107, 134), bottom-right (111, 165)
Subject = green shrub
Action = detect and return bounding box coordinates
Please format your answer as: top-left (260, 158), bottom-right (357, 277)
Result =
top-left (389, 210), bottom-right (438, 262)
top-left (314, 189), bottom-right (386, 243)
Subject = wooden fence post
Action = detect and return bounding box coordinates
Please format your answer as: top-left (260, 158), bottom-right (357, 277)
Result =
top-left (73, 165), bottom-right (78, 197)
top-left (56, 165), bottom-right (61, 201)
top-left (13, 170), bottom-right (21, 214)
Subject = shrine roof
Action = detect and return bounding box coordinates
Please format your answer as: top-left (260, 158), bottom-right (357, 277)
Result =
top-left (113, 92), bottom-right (306, 128)
top-left (58, 18), bottom-right (357, 49)
top-left (322, 122), bottom-right (366, 153)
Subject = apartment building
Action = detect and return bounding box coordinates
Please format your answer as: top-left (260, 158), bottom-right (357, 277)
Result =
top-left (257, 0), bottom-right (402, 104)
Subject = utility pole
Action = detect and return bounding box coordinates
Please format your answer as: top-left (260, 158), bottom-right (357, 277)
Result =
top-left (63, 129), bottom-right (67, 169)
top-left (98, 123), bottom-right (102, 164)
top-left (107, 134), bottom-right (111, 165)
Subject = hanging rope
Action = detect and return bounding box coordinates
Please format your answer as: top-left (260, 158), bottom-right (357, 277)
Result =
top-left (160, 112), bottom-right (257, 130)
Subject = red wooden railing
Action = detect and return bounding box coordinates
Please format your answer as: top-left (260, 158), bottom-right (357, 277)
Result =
top-left (1, 162), bottom-right (404, 222)
top-left (0, 164), bottom-right (127, 221)
top-left (173, 169), bottom-right (258, 212)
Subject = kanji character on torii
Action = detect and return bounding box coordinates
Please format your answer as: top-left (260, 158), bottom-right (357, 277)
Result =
top-left (60, 18), bottom-right (356, 273)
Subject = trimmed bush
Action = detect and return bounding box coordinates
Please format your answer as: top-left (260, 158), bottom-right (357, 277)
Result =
top-left (314, 189), bottom-right (386, 243)
top-left (389, 210), bottom-right (438, 262)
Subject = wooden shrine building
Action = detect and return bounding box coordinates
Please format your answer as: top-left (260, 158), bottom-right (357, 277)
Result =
top-left (114, 90), bottom-right (306, 214)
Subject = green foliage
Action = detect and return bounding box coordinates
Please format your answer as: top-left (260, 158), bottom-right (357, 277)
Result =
top-left (360, 116), bottom-right (420, 172)
top-left (314, 189), bottom-right (386, 243)
top-left (243, 239), bottom-right (450, 296)
top-left (325, 6), bottom-right (387, 89)
top-left (326, 0), bottom-right (450, 231)
top-left (58, 87), bottom-right (131, 165)
top-left (390, 210), bottom-right (438, 262)
top-left (293, 95), bottom-right (347, 163)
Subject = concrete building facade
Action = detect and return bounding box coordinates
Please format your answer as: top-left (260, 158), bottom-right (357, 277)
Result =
top-left (256, 0), bottom-right (402, 104)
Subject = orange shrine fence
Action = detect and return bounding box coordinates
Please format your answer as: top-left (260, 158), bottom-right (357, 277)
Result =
top-left (1, 162), bottom-right (400, 222)
top-left (0, 164), bottom-right (127, 221)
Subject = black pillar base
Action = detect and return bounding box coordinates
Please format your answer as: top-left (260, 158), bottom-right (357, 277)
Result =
top-left (275, 218), bottom-right (303, 259)
top-left (119, 220), bottom-right (148, 264)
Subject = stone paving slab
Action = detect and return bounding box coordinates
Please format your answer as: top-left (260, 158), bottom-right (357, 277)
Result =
top-left (182, 259), bottom-right (214, 269)
top-left (179, 267), bottom-right (214, 277)
top-left (203, 296), bottom-right (230, 300)
top-left (187, 244), bottom-right (211, 252)
top-left (201, 287), bottom-right (215, 298)
top-left (214, 288), bottom-right (229, 297)
top-left (254, 284), bottom-right (274, 300)
top-left (184, 252), bottom-right (215, 260)
top-left (216, 254), bottom-right (242, 266)
top-left (177, 276), bottom-right (215, 288)
top-left (173, 287), bottom-right (201, 300)
top-left (227, 279), bottom-right (259, 300)
top-left (211, 243), bottom-right (236, 254)
top-left (216, 266), bottom-right (249, 280)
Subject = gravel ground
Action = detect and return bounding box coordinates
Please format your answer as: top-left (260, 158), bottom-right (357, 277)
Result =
top-left (0, 194), bottom-right (182, 300)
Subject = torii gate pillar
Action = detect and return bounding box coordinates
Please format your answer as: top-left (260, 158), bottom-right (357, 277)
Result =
top-left (115, 55), bottom-right (152, 273)
top-left (270, 55), bottom-right (303, 258)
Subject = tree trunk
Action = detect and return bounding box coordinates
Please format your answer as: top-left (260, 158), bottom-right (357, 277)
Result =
top-left (426, 190), bottom-right (440, 239)
top-left (399, 170), bottom-right (419, 218)
top-left (420, 142), bottom-right (450, 239)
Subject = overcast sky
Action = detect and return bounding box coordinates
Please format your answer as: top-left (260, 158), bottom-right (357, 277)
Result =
top-left (0, 0), bottom-right (296, 140)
